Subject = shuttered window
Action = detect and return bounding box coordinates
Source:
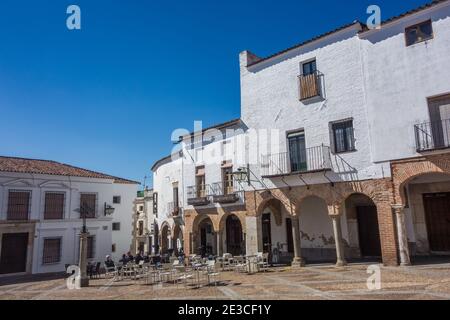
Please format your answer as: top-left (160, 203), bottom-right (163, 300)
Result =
top-left (7, 190), bottom-right (31, 221)
top-left (43, 238), bottom-right (62, 264)
top-left (80, 194), bottom-right (96, 218)
top-left (44, 192), bottom-right (65, 220)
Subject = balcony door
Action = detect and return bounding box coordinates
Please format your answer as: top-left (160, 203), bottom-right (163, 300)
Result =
top-left (288, 131), bottom-right (307, 172)
top-left (429, 95), bottom-right (450, 149)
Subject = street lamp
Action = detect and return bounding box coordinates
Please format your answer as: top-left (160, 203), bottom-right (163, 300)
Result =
top-left (232, 165), bottom-right (251, 186)
top-left (104, 202), bottom-right (115, 216)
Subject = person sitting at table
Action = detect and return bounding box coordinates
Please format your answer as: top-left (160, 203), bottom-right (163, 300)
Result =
top-left (105, 255), bottom-right (115, 269)
top-left (134, 252), bottom-right (144, 264)
top-left (126, 251), bottom-right (134, 262)
top-left (119, 253), bottom-right (128, 264)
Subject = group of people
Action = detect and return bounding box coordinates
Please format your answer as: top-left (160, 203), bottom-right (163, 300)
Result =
top-left (105, 250), bottom-right (186, 269)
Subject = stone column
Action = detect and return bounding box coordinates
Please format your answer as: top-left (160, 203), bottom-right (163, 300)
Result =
top-left (216, 231), bottom-right (221, 257)
top-left (291, 216), bottom-right (305, 267)
top-left (331, 215), bottom-right (347, 267)
top-left (77, 232), bottom-right (89, 288)
top-left (392, 205), bottom-right (411, 266)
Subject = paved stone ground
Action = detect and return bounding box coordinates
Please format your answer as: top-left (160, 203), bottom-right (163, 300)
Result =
top-left (1, 262), bottom-right (450, 300)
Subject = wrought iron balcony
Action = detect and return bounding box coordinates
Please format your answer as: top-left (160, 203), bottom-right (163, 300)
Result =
top-left (210, 182), bottom-right (241, 204)
top-left (187, 185), bottom-right (210, 206)
top-left (415, 119), bottom-right (450, 152)
top-left (167, 201), bottom-right (180, 217)
top-left (260, 145), bottom-right (332, 177)
top-left (298, 70), bottom-right (323, 101)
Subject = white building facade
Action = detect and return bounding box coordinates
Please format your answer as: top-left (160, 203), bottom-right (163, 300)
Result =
top-left (132, 188), bottom-right (157, 255)
top-left (0, 157), bottom-right (138, 276)
top-left (152, 0), bottom-right (450, 267)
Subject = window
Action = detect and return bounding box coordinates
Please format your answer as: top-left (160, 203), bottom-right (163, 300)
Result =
top-left (139, 205), bottom-right (144, 212)
top-left (80, 193), bottom-right (96, 218)
top-left (112, 244), bottom-right (116, 253)
top-left (299, 60), bottom-right (320, 100)
top-left (44, 192), bottom-right (65, 220)
top-left (331, 120), bottom-right (355, 153)
top-left (138, 221), bottom-right (144, 236)
top-left (288, 131), bottom-right (307, 172)
top-left (302, 59), bottom-right (317, 75)
top-left (173, 186), bottom-right (179, 208)
top-left (43, 238), bottom-right (62, 264)
top-left (196, 166), bottom-right (206, 197)
top-left (7, 190), bottom-right (31, 221)
top-left (87, 236), bottom-right (95, 259)
top-left (112, 222), bottom-right (121, 231)
top-left (222, 162), bottom-right (234, 195)
top-left (152, 192), bottom-right (158, 215)
top-left (405, 20), bottom-right (433, 46)
top-left (113, 196), bottom-right (121, 204)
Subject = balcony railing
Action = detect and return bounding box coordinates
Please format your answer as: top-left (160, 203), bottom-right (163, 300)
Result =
top-left (299, 71), bottom-right (322, 101)
top-left (210, 182), bottom-right (242, 204)
top-left (415, 119), bottom-right (450, 152)
top-left (187, 185), bottom-right (210, 206)
top-left (167, 201), bottom-right (180, 217)
top-left (261, 145), bottom-right (332, 177)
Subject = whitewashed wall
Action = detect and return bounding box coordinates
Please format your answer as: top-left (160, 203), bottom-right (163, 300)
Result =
top-left (0, 172), bottom-right (137, 274)
top-left (360, 2), bottom-right (450, 163)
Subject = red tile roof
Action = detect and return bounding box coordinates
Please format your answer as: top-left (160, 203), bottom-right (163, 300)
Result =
top-left (0, 156), bottom-right (139, 184)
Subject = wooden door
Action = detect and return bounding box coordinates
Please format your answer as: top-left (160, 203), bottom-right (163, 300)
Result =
top-left (226, 215), bottom-right (243, 256)
top-left (0, 233), bottom-right (28, 274)
top-left (262, 213), bottom-right (272, 254)
top-left (423, 193), bottom-right (450, 252)
top-left (356, 206), bottom-right (382, 257)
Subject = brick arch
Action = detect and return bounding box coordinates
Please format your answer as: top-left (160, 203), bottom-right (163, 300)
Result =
top-left (218, 212), bottom-right (246, 233)
top-left (294, 194), bottom-right (333, 215)
top-left (393, 157), bottom-right (450, 205)
top-left (191, 214), bottom-right (219, 233)
top-left (160, 222), bottom-right (171, 254)
top-left (256, 197), bottom-right (290, 225)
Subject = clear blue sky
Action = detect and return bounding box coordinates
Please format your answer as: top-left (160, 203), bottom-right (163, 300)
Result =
top-left (0, 0), bottom-right (429, 187)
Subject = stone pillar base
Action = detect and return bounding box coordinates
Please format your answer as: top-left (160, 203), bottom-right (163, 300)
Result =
top-left (76, 276), bottom-right (90, 288)
top-left (335, 260), bottom-right (348, 267)
top-left (291, 258), bottom-right (305, 268)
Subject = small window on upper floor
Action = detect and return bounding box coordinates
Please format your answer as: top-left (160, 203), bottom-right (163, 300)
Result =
top-left (405, 20), bottom-right (433, 46)
top-left (302, 59), bottom-right (317, 75)
top-left (113, 196), bottom-right (121, 204)
top-left (331, 120), bottom-right (355, 154)
top-left (112, 222), bottom-right (121, 231)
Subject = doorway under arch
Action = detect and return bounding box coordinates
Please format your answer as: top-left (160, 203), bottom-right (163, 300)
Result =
top-left (196, 217), bottom-right (216, 257)
top-left (345, 193), bottom-right (382, 260)
top-left (161, 224), bottom-right (170, 255)
top-left (225, 215), bottom-right (244, 256)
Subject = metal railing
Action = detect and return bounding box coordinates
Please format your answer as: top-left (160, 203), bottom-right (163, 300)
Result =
top-left (260, 145), bottom-right (332, 177)
top-left (415, 119), bottom-right (450, 152)
top-left (187, 184), bottom-right (209, 199)
top-left (167, 201), bottom-right (180, 217)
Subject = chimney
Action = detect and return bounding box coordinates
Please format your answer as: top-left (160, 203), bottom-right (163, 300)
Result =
top-left (239, 50), bottom-right (261, 69)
